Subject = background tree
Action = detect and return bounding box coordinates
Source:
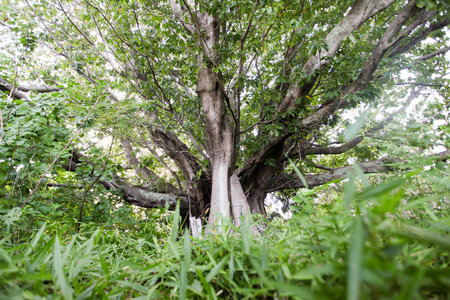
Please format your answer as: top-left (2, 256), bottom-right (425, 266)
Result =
top-left (1, 0), bottom-right (449, 228)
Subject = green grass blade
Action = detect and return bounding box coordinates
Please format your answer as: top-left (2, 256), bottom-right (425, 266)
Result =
top-left (382, 223), bottom-right (450, 250)
top-left (167, 238), bottom-right (180, 260)
top-left (180, 262), bottom-right (187, 300)
top-left (0, 246), bottom-right (12, 266)
top-left (74, 284), bottom-right (96, 300)
top-left (31, 236), bottom-right (55, 272)
top-left (289, 158), bottom-right (309, 189)
top-left (343, 172), bottom-right (356, 209)
top-left (206, 255), bottom-right (228, 282)
top-left (347, 217), bottom-right (365, 300)
top-left (116, 280), bottom-right (149, 294)
top-left (26, 222), bottom-right (46, 257)
top-left (358, 179), bottom-right (405, 200)
top-left (99, 250), bottom-right (110, 278)
top-left (62, 235), bottom-right (77, 262)
top-left (183, 229), bottom-right (191, 265)
top-left (228, 251), bottom-right (235, 281)
top-left (196, 268), bottom-right (213, 296)
top-left (343, 110), bottom-right (369, 142)
top-left (53, 235), bottom-right (73, 300)
top-left (171, 201), bottom-right (180, 243)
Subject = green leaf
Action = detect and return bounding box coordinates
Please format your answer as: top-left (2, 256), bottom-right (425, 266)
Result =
top-left (53, 235), bottom-right (73, 300)
top-left (343, 172), bottom-right (356, 209)
top-left (228, 251), bottom-right (235, 281)
top-left (0, 247), bottom-right (12, 265)
top-left (377, 188), bottom-right (404, 215)
top-left (291, 264), bottom-right (334, 280)
top-left (196, 268), bottom-right (213, 296)
top-left (289, 158), bottom-right (309, 189)
top-left (98, 250), bottom-right (110, 278)
top-left (179, 262), bottom-right (187, 300)
top-left (183, 229), bottom-right (191, 264)
top-left (344, 110), bottom-right (369, 143)
top-left (25, 222), bottom-right (46, 257)
top-left (167, 239), bottom-right (180, 260)
top-left (116, 280), bottom-right (149, 294)
top-left (358, 179), bottom-right (405, 200)
top-left (74, 284), bottom-right (96, 300)
top-left (206, 256), bottom-right (228, 282)
top-left (347, 217), bottom-right (365, 300)
top-left (171, 201), bottom-right (180, 243)
top-left (382, 224), bottom-right (450, 250)
top-left (31, 236), bottom-right (55, 271)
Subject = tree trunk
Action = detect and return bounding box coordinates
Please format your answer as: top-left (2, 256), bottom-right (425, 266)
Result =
top-left (209, 160), bottom-right (230, 224)
top-left (230, 173), bottom-right (251, 227)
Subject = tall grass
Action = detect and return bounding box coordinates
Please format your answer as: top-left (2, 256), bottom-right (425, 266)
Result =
top-left (1, 167), bottom-right (449, 299)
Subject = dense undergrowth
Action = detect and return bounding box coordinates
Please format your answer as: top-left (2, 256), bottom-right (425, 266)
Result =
top-left (1, 162), bottom-right (450, 299)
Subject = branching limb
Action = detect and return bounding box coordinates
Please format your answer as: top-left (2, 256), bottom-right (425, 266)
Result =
top-left (266, 150), bottom-right (450, 193)
top-left (302, 0), bottom-right (396, 76)
top-left (149, 125), bottom-right (203, 182)
top-left (307, 136), bottom-right (364, 155)
top-left (266, 159), bottom-right (391, 192)
top-left (0, 76), bottom-right (34, 103)
top-left (346, 0), bottom-right (421, 95)
top-left (277, 0), bottom-right (396, 114)
top-left (300, 1), bottom-right (422, 130)
top-left (136, 131), bottom-right (184, 193)
top-left (168, 0), bottom-right (196, 35)
top-left (61, 148), bottom-right (190, 214)
top-left (11, 83), bottom-right (60, 93)
top-left (306, 88), bottom-right (422, 155)
top-left (417, 45), bottom-right (450, 61)
top-left (389, 18), bottom-right (450, 58)
top-left (242, 1), bottom-right (423, 181)
top-left (120, 138), bottom-right (179, 194)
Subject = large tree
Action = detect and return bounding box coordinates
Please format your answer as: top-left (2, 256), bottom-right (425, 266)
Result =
top-left (1, 0), bottom-right (449, 228)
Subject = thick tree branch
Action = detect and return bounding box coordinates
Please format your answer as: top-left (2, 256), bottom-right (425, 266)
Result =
top-left (302, 0), bottom-right (396, 77)
top-left (266, 150), bottom-right (450, 193)
top-left (417, 45), bottom-right (450, 61)
top-left (120, 180), bottom-right (189, 214)
top-left (346, 0), bottom-right (420, 94)
top-left (300, 0), bottom-right (421, 130)
top-left (238, 132), bottom-right (292, 177)
top-left (241, 1), bottom-right (424, 190)
top-left (0, 76), bottom-right (33, 103)
top-left (267, 159), bottom-right (390, 192)
top-left (136, 132), bottom-right (184, 193)
top-left (307, 136), bottom-right (364, 155)
top-left (306, 88), bottom-right (422, 155)
top-left (278, 0), bottom-right (396, 114)
top-left (388, 18), bottom-right (450, 58)
top-left (61, 149), bottom-right (191, 214)
top-left (120, 138), bottom-right (179, 194)
top-left (13, 83), bottom-right (60, 93)
top-left (149, 126), bottom-right (203, 182)
top-left (121, 138), bottom-right (154, 181)
top-left (168, 0), bottom-right (196, 35)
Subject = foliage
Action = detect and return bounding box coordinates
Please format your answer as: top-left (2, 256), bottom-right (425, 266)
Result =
top-left (1, 155), bottom-right (449, 299)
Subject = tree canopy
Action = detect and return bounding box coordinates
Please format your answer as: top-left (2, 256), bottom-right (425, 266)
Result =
top-left (1, 0), bottom-right (449, 228)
